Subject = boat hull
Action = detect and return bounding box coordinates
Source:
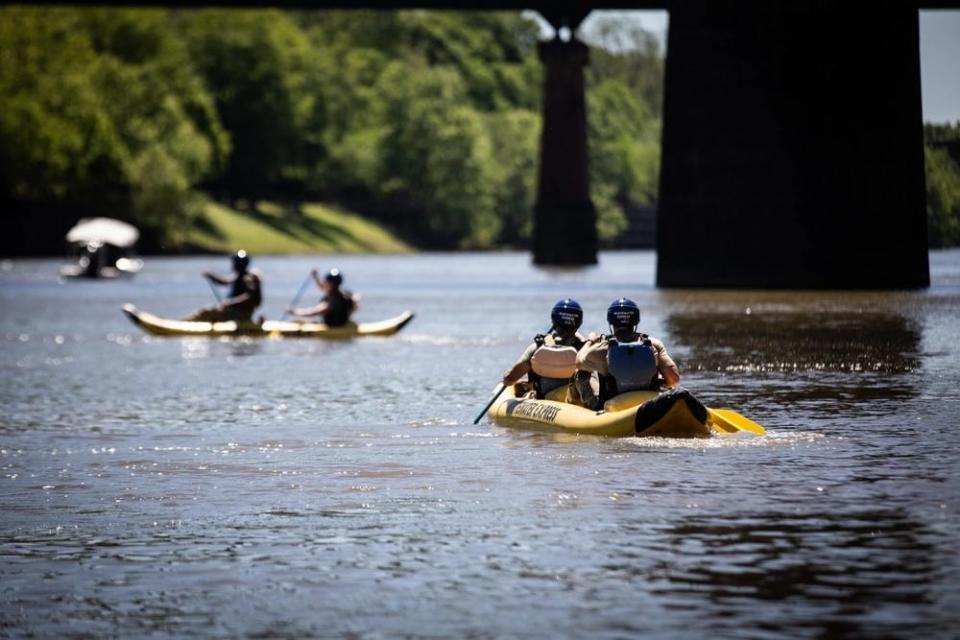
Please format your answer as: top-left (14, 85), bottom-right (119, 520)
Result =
top-left (488, 384), bottom-right (713, 438)
top-left (122, 304), bottom-right (414, 338)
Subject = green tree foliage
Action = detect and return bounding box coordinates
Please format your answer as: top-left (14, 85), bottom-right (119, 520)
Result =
top-left (177, 10), bottom-right (312, 198)
top-left (924, 122), bottom-right (960, 247)
top-left (486, 109), bottom-right (541, 244)
top-left (582, 19), bottom-right (665, 244)
top-left (584, 16), bottom-right (665, 117)
top-left (587, 78), bottom-right (661, 242)
top-left (375, 62), bottom-right (499, 247)
top-left (2, 7), bottom-right (670, 251)
top-left (0, 7), bottom-right (228, 246)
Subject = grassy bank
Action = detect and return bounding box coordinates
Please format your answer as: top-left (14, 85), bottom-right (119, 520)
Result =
top-left (184, 201), bottom-right (411, 254)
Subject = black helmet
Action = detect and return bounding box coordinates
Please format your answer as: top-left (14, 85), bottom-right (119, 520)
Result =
top-left (232, 250), bottom-right (250, 271)
top-left (607, 297), bottom-right (640, 329)
top-left (551, 298), bottom-right (583, 331)
top-left (324, 268), bottom-right (343, 286)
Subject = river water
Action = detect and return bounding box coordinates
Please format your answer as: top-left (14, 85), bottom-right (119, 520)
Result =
top-left (1, 251), bottom-right (958, 638)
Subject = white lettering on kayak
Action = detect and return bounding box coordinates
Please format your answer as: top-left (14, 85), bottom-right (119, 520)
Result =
top-left (506, 400), bottom-right (561, 423)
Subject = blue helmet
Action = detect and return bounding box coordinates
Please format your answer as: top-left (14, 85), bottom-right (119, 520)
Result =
top-left (607, 297), bottom-right (640, 329)
top-left (324, 268), bottom-right (343, 286)
top-left (551, 298), bottom-right (583, 331)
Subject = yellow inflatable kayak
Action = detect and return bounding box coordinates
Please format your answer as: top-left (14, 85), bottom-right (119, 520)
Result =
top-left (487, 384), bottom-right (718, 438)
top-left (122, 304), bottom-right (414, 339)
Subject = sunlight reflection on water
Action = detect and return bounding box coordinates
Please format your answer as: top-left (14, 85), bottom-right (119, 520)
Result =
top-left (1, 251), bottom-right (958, 638)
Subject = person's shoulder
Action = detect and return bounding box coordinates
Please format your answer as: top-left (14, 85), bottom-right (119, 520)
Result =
top-left (648, 335), bottom-right (669, 350)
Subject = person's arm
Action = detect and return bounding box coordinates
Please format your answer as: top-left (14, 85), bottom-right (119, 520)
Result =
top-left (502, 360), bottom-right (531, 385)
top-left (311, 268), bottom-right (324, 289)
top-left (502, 342), bottom-right (537, 385)
top-left (653, 340), bottom-right (681, 387)
top-left (204, 271), bottom-right (231, 286)
top-left (287, 301), bottom-right (328, 318)
top-left (224, 292), bottom-right (252, 306)
top-left (575, 340), bottom-right (607, 374)
top-left (222, 273), bottom-right (260, 307)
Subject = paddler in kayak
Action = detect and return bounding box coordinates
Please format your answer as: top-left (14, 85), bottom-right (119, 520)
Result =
top-left (501, 299), bottom-right (587, 401)
top-left (575, 297), bottom-right (681, 410)
top-left (185, 250), bottom-right (263, 322)
top-left (286, 268), bottom-right (359, 327)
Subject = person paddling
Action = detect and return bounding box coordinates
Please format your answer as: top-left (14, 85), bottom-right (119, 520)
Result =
top-left (186, 250), bottom-right (262, 322)
top-left (502, 299), bottom-right (587, 401)
top-left (286, 268), bottom-right (359, 327)
top-left (575, 298), bottom-right (680, 410)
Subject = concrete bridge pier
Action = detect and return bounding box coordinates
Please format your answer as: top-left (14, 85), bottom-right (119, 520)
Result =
top-left (656, 0), bottom-right (929, 288)
top-left (533, 36), bottom-right (597, 266)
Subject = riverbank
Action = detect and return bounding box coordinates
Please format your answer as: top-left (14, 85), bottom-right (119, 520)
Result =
top-left (0, 198), bottom-right (412, 257)
top-left (183, 200), bottom-right (411, 255)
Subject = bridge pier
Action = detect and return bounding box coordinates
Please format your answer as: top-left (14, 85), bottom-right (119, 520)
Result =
top-left (657, 1), bottom-right (929, 288)
top-left (533, 37), bottom-right (597, 266)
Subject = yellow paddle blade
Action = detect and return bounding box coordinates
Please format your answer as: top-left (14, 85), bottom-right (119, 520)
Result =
top-left (710, 408), bottom-right (767, 435)
top-left (706, 408), bottom-right (740, 433)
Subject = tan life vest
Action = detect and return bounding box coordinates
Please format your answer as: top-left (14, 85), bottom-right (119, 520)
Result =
top-left (530, 344), bottom-right (579, 379)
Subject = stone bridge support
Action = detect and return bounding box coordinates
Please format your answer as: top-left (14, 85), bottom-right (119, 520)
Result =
top-left (533, 36), bottom-right (597, 265)
top-left (656, 0), bottom-right (929, 288)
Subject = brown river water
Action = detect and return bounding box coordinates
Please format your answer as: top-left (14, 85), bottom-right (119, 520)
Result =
top-left (1, 251), bottom-right (958, 638)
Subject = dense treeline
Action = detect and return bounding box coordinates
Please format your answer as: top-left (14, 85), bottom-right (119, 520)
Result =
top-left (2, 7), bottom-right (957, 253)
top-left (0, 7), bottom-right (661, 252)
top-left (924, 123), bottom-right (960, 248)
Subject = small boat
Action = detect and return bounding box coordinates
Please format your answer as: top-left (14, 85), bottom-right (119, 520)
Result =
top-left (61, 256), bottom-right (144, 279)
top-left (60, 218), bottom-right (144, 279)
top-left (122, 304), bottom-right (414, 339)
top-left (488, 384), bottom-right (725, 438)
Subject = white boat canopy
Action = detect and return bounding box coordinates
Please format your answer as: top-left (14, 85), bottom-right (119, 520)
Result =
top-left (65, 217), bottom-right (140, 248)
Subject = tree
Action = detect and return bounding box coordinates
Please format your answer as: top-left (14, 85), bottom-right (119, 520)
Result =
top-left (587, 78), bottom-right (660, 242)
top-left (375, 61), bottom-right (499, 248)
top-left (178, 10), bottom-right (313, 200)
top-left (486, 109), bottom-right (540, 245)
top-left (925, 145), bottom-right (960, 247)
top-left (0, 7), bottom-right (227, 247)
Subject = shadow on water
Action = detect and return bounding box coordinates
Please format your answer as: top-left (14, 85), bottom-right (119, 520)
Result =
top-left (661, 306), bottom-right (925, 418)
top-left (664, 310), bottom-right (921, 375)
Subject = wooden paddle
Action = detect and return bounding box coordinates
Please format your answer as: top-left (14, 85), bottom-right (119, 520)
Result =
top-left (707, 408), bottom-right (767, 435)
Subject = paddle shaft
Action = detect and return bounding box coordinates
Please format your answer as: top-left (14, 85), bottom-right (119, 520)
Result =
top-left (207, 278), bottom-right (222, 303)
top-left (280, 273), bottom-right (315, 322)
top-left (474, 383), bottom-right (506, 425)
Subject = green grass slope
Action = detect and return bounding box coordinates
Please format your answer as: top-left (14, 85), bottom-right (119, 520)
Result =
top-left (186, 201), bottom-right (410, 254)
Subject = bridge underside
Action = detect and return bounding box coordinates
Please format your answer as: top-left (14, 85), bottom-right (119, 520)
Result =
top-left (655, 1), bottom-right (929, 288)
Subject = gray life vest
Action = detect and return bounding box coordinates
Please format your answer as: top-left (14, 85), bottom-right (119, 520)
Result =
top-left (606, 336), bottom-right (660, 393)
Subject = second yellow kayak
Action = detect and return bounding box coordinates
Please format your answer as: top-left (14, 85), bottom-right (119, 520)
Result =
top-left (122, 304), bottom-right (414, 339)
